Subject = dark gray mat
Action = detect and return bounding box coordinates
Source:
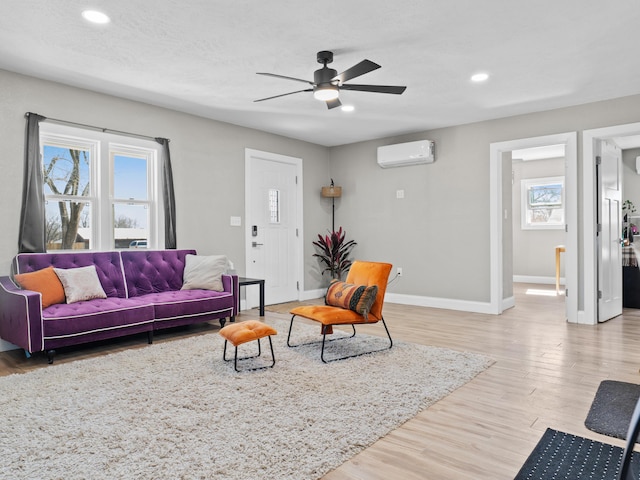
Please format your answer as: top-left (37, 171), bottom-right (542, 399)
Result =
top-left (585, 380), bottom-right (640, 441)
top-left (514, 428), bottom-right (640, 480)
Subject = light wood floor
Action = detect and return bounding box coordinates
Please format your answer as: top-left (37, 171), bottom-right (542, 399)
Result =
top-left (2, 283), bottom-right (640, 479)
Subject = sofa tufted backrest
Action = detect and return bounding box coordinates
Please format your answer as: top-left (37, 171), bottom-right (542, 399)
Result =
top-left (120, 249), bottom-right (196, 297)
top-left (14, 251), bottom-right (127, 298)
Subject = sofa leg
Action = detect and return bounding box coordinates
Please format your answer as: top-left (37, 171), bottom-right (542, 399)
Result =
top-left (220, 318), bottom-right (226, 328)
top-left (46, 350), bottom-right (56, 364)
top-left (24, 349), bottom-right (31, 359)
top-left (147, 331), bottom-right (153, 344)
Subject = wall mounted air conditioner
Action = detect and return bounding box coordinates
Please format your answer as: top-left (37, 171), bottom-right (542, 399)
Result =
top-left (377, 140), bottom-right (435, 168)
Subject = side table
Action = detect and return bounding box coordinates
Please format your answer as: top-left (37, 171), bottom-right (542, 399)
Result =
top-left (238, 277), bottom-right (265, 316)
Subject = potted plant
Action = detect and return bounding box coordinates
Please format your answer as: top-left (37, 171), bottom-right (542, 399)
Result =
top-left (312, 227), bottom-right (357, 280)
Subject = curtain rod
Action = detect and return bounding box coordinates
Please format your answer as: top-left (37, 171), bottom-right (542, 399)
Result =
top-left (25, 112), bottom-right (168, 143)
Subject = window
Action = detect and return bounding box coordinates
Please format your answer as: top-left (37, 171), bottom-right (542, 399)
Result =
top-left (268, 189), bottom-right (280, 224)
top-left (521, 176), bottom-right (565, 230)
top-left (40, 123), bottom-right (162, 251)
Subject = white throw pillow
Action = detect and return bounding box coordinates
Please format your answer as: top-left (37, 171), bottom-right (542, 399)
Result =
top-left (181, 254), bottom-right (230, 292)
top-left (54, 265), bottom-right (108, 304)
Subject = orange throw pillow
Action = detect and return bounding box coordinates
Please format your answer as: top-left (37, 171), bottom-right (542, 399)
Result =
top-left (14, 266), bottom-right (66, 308)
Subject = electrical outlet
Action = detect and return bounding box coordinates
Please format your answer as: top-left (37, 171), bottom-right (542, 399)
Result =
top-left (397, 267), bottom-right (403, 277)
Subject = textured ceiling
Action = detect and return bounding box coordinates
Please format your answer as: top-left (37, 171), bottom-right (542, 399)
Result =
top-left (1, 0), bottom-right (640, 146)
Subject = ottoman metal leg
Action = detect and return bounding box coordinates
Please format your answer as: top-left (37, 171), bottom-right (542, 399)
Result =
top-left (223, 336), bottom-right (276, 372)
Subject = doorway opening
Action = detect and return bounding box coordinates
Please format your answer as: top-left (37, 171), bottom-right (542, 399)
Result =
top-left (511, 144), bottom-right (567, 299)
top-left (490, 132), bottom-right (578, 322)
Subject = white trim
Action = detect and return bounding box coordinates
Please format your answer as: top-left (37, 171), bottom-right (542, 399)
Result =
top-left (301, 288), bottom-right (326, 301)
top-left (385, 293), bottom-right (496, 314)
top-left (0, 278), bottom-right (39, 352)
top-left (154, 307), bottom-right (234, 322)
top-left (502, 295), bottom-right (515, 311)
top-left (513, 275), bottom-right (564, 285)
top-left (44, 319), bottom-right (154, 340)
top-left (582, 122), bottom-right (640, 325)
top-left (490, 132), bottom-right (578, 321)
top-left (151, 294), bottom-right (233, 306)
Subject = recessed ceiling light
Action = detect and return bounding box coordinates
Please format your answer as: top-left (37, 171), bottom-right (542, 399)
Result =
top-left (341, 105), bottom-right (355, 112)
top-left (82, 10), bottom-right (111, 24)
top-left (471, 72), bottom-right (489, 83)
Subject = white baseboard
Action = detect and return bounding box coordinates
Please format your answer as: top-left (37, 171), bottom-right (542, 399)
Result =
top-left (301, 290), bottom-right (497, 315)
top-left (513, 275), bottom-right (564, 285)
top-left (384, 292), bottom-right (495, 314)
top-left (502, 295), bottom-right (515, 311)
top-left (300, 289), bottom-right (325, 301)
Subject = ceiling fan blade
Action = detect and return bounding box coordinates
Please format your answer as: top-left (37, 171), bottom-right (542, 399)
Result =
top-left (256, 72), bottom-right (313, 85)
top-left (326, 98), bottom-right (342, 109)
top-left (333, 59), bottom-right (381, 83)
top-left (254, 89), bottom-right (313, 102)
top-left (340, 84), bottom-right (407, 95)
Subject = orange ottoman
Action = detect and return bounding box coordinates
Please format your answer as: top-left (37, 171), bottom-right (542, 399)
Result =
top-left (219, 320), bottom-right (277, 372)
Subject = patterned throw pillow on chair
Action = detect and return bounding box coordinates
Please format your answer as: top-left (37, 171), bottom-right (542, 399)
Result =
top-left (325, 280), bottom-right (378, 320)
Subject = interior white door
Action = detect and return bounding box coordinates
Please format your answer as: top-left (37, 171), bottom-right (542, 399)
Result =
top-left (245, 150), bottom-right (300, 307)
top-left (598, 140), bottom-right (623, 322)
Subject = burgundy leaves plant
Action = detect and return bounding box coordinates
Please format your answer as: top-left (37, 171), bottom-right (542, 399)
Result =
top-left (312, 227), bottom-right (357, 280)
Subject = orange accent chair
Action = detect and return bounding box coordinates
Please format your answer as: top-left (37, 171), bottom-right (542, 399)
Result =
top-left (288, 260), bottom-right (393, 362)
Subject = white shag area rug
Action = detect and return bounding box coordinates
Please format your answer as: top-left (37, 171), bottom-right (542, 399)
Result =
top-left (0, 318), bottom-right (492, 480)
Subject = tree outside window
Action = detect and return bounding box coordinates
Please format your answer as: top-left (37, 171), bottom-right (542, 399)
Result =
top-left (41, 125), bottom-right (160, 251)
top-left (521, 176), bottom-right (565, 230)
top-left (43, 142), bottom-right (94, 250)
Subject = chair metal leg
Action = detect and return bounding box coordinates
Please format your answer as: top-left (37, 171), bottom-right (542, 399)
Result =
top-left (289, 314), bottom-right (393, 363)
top-left (288, 315), bottom-right (355, 348)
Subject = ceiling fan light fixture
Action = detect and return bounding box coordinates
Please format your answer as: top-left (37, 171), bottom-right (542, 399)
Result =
top-left (81, 10), bottom-right (111, 24)
top-left (313, 85), bottom-right (339, 101)
top-left (471, 72), bottom-right (489, 83)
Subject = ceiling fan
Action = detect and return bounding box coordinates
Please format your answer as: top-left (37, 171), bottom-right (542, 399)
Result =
top-left (254, 50), bottom-right (407, 109)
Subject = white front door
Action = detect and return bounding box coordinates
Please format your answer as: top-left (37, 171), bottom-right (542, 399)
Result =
top-left (598, 140), bottom-right (623, 322)
top-left (245, 149), bottom-right (302, 307)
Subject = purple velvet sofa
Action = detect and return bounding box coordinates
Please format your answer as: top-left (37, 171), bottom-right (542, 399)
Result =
top-left (0, 249), bottom-right (239, 362)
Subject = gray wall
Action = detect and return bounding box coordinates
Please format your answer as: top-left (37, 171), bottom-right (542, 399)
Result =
top-left (511, 157), bottom-right (566, 278)
top-left (4, 67), bottom-right (640, 351)
top-left (328, 94), bottom-right (640, 305)
top-left (0, 69), bottom-right (331, 350)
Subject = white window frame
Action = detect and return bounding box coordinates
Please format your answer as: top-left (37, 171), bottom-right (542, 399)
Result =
top-left (40, 123), bottom-right (163, 251)
top-left (521, 176), bottom-right (565, 230)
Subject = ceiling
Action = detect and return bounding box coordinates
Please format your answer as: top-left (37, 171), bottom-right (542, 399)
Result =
top-left (1, 0), bottom-right (640, 147)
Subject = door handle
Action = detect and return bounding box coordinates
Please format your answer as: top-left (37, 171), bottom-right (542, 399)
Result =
top-left (252, 242), bottom-right (264, 247)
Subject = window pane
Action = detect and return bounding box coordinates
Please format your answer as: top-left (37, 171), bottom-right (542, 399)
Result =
top-left (43, 146), bottom-right (91, 197)
top-left (528, 184), bottom-right (562, 207)
top-left (45, 200), bottom-right (91, 250)
top-left (521, 176), bottom-right (565, 229)
top-left (269, 189), bottom-right (280, 224)
top-left (528, 207), bottom-right (564, 225)
top-left (113, 203), bottom-right (149, 249)
top-left (114, 155), bottom-right (148, 200)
